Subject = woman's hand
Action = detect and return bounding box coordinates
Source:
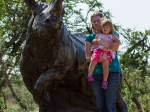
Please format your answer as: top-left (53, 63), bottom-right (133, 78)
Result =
top-left (108, 43), bottom-right (115, 50)
top-left (86, 56), bottom-right (91, 62)
top-left (99, 52), bottom-right (107, 62)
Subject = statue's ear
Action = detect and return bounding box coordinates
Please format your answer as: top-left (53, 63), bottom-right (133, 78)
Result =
top-left (24, 0), bottom-right (38, 11)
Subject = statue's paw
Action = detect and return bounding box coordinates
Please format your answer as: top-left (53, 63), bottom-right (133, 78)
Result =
top-left (33, 87), bottom-right (42, 105)
top-left (33, 87), bottom-right (51, 106)
top-left (43, 91), bottom-right (51, 103)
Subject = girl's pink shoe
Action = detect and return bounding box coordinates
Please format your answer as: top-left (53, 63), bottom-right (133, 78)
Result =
top-left (102, 81), bottom-right (108, 89)
top-left (87, 75), bottom-right (94, 82)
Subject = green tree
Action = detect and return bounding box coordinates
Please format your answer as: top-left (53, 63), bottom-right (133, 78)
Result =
top-left (0, 0), bottom-right (32, 111)
top-left (119, 28), bottom-right (150, 112)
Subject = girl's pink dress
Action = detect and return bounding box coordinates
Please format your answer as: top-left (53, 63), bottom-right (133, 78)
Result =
top-left (91, 34), bottom-right (116, 63)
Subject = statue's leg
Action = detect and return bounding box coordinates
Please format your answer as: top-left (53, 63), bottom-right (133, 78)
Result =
top-left (33, 69), bottom-right (62, 106)
top-left (116, 90), bottom-right (128, 112)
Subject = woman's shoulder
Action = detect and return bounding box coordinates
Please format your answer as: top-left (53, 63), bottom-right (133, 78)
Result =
top-left (86, 33), bottom-right (96, 38)
top-left (113, 31), bottom-right (119, 36)
top-left (85, 33), bottom-right (96, 42)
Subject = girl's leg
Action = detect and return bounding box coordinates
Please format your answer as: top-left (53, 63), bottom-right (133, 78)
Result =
top-left (102, 60), bottom-right (109, 81)
top-left (102, 60), bottom-right (109, 89)
top-left (88, 60), bottom-right (97, 75)
top-left (88, 60), bottom-right (97, 81)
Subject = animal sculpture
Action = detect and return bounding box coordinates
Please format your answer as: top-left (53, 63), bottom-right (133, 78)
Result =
top-left (20, 0), bottom-right (128, 111)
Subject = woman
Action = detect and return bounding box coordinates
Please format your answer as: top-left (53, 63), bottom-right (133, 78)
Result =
top-left (85, 12), bottom-right (121, 112)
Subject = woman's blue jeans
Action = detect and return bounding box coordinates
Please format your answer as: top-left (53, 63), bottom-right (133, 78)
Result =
top-left (91, 72), bottom-right (120, 112)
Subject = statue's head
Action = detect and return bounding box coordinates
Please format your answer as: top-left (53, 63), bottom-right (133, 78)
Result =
top-left (24, 0), bottom-right (64, 35)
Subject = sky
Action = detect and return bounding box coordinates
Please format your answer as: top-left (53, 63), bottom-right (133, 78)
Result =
top-left (77, 0), bottom-right (150, 50)
top-left (100, 0), bottom-right (150, 31)
top-left (98, 0), bottom-right (150, 50)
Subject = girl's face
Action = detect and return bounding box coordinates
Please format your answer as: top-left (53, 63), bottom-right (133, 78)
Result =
top-left (91, 16), bottom-right (101, 33)
top-left (101, 24), bottom-right (111, 35)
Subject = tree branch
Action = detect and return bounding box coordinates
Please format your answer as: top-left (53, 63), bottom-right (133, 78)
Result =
top-left (0, 88), bottom-right (7, 109)
top-left (0, 55), bottom-right (27, 110)
top-left (124, 78), bottom-right (144, 112)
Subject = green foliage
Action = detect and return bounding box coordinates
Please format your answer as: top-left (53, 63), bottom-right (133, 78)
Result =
top-left (0, 98), bottom-right (4, 111)
top-left (119, 29), bottom-right (150, 111)
top-left (63, 0), bottom-right (112, 33)
top-left (0, 0), bottom-right (32, 111)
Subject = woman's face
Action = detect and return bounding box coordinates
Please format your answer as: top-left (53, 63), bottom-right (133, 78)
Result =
top-left (91, 15), bottom-right (101, 32)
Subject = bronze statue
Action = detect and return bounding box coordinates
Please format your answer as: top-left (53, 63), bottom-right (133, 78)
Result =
top-left (20, 0), bottom-right (128, 111)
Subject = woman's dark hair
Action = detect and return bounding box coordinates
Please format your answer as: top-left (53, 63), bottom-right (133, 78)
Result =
top-left (90, 12), bottom-right (104, 22)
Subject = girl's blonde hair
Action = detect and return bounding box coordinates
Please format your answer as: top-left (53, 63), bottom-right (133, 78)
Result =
top-left (100, 18), bottom-right (114, 34)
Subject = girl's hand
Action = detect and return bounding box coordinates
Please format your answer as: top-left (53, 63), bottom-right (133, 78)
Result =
top-left (92, 39), bottom-right (99, 45)
top-left (92, 34), bottom-right (99, 45)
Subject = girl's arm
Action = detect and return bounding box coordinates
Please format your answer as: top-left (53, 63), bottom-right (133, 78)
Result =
top-left (92, 34), bottom-right (99, 45)
top-left (92, 34), bottom-right (110, 48)
top-left (109, 34), bottom-right (121, 50)
top-left (98, 39), bottom-right (110, 48)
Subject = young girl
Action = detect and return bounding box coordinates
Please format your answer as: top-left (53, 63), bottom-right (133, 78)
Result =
top-left (87, 18), bottom-right (119, 89)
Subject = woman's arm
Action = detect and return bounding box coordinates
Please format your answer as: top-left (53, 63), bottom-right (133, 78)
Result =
top-left (85, 41), bottom-right (92, 62)
top-left (109, 34), bottom-right (121, 50)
